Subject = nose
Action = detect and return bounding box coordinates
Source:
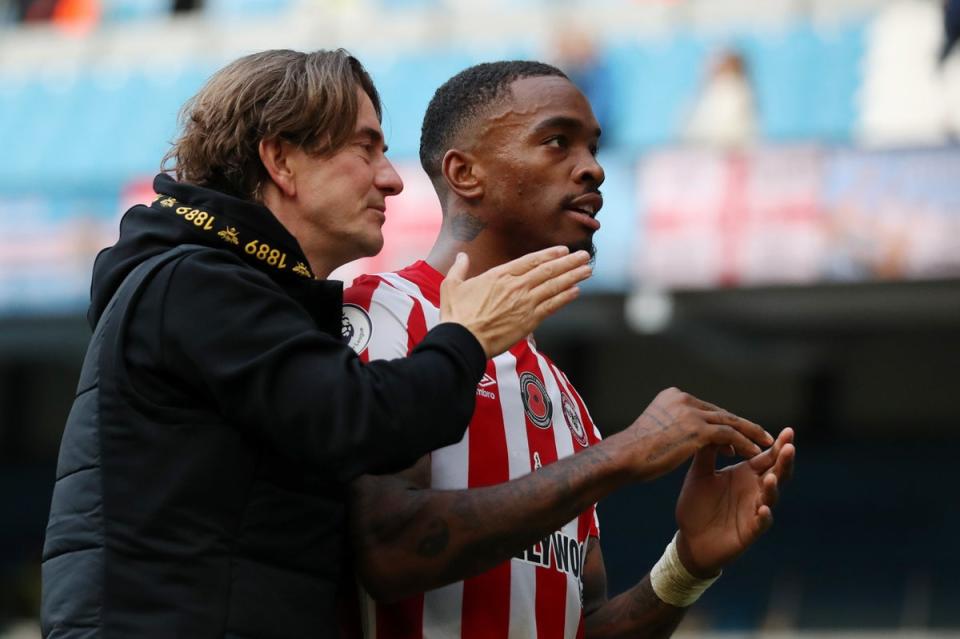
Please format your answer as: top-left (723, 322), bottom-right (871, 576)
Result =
top-left (376, 157), bottom-right (404, 196)
top-left (574, 153), bottom-right (605, 188)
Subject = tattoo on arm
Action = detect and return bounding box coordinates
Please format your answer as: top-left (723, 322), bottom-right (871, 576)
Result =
top-left (643, 404), bottom-right (672, 431)
top-left (637, 404), bottom-right (698, 466)
top-left (585, 574), bottom-right (687, 639)
top-left (350, 443), bottom-right (620, 599)
top-left (450, 211), bottom-right (487, 241)
top-left (417, 518), bottom-right (451, 557)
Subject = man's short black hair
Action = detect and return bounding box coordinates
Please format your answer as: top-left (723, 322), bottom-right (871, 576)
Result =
top-left (419, 60), bottom-right (568, 180)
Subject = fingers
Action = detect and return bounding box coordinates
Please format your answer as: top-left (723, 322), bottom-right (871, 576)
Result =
top-left (752, 442), bottom-right (789, 541)
top-left (769, 426), bottom-right (795, 452)
top-left (529, 263), bottom-right (593, 305)
top-left (689, 396), bottom-right (724, 412)
top-left (496, 245), bottom-right (571, 276)
top-left (749, 431), bottom-right (792, 542)
top-left (755, 505), bottom-right (774, 536)
top-left (772, 442), bottom-right (796, 483)
top-left (516, 250), bottom-right (592, 293)
top-left (704, 410), bottom-right (773, 449)
top-left (529, 286), bottom-right (582, 323)
top-left (711, 425), bottom-right (763, 458)
top-left (690, 445), bottom-right (719, 477)
top-left (748, 427), bottom-right (795, 473)
top-left (445, 252), bottom-right (469, 283)
top-left (747, 444), bottom-right (777, 473)
top-left (686, 390), bottom-right (773, 449)
top-left (754, 477), bottom-right (778, 546)
top-left (747, 432), bottom-right (782, 472)
top-left (760, 471), bottom-right (779, 508)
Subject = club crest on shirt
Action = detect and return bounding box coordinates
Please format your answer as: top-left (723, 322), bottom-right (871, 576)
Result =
top-left (519, 372), bottom-right (553, 428)
top-left (561, 392), bottom-right (589, 447)
top-left (341, 304), bottom-right (372, 354)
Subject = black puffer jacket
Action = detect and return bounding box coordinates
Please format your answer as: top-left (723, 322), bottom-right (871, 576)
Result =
top-left (41, 175), bottom-right (485, 638)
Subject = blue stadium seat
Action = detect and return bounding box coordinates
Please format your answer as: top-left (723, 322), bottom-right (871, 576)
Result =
top-left (742, 22), bottom-right (864, 141)
top-left (605, 35), bottom-right (707, 149)
top-left (361, 47), bottom-right (535, 158)
top-left (100, 0), bottom-right (171, 23)
top-left (204, 0), bottom-right (294, 20)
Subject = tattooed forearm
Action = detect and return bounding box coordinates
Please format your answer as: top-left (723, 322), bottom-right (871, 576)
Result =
top-left (352, 441), bottom-right (626, 599)
top-left (450, 211), bottom-right (487, 241)
top-left (642, 404), bottom-right (673, 431)
top-left (352, 474), bottom-right (432, 547)
top-left (586, 575), bottom-right (687, 639)
top-left (417, 518), bottom-right (451, 557)
top-left (432, 443), bottom-right (617, 581)
top-left (645, 432), bottom-right (696, 464)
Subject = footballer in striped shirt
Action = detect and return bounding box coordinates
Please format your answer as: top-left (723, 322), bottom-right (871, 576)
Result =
top-left (340, 61), bottom-right (795, 639)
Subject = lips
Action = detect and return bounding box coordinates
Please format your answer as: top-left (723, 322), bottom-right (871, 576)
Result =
top-left (565, 192), bottom-right (603, 218)
top-left (564, 192), bottom-right (603, 231)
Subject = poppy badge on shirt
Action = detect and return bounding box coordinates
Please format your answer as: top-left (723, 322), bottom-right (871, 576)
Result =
top-left (520, 372), bottom-right (553, 428)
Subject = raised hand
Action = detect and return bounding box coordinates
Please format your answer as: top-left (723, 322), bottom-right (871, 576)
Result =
top-left (674, 428), bottom-right (796, 578)
top-left (613, 388), bottom-right (775, 483)
top-left (439, 247), bottom-right (593, 358)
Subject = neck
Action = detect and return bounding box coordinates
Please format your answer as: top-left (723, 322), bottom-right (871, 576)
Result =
top-left (299, 246), bottom-right (337, 281)
top-left (262, 185), bottom-right (336, 279)
top-left (426, 206), bottom-right (510, 278)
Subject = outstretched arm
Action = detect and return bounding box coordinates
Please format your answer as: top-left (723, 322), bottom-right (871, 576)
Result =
top-left (348, 444), bottom-right (626, 601)
top-left (348, 389), bottom-right (776, 602)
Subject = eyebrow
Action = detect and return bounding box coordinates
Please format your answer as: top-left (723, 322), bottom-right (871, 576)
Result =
top-left (531, 116), bottom-right (602, 140)
top-left (357, 126), bottom-right (388, 153)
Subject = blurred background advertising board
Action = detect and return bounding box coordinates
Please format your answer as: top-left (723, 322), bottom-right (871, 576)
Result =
top-left (0, 193), bottom-right (117, 315)
top-left (634, 146), bottom-right (825, 289)
top-left (821, 147), bottom-right (960, 282)
top-left (633, 144), bottom-right (960, 290)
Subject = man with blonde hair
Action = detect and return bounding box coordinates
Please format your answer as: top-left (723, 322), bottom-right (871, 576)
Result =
top-left (41, 49), bottom-right (590, 638)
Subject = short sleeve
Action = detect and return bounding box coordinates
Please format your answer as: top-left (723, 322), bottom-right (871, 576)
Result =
top-left (343, 274), bottom-right (419, 362)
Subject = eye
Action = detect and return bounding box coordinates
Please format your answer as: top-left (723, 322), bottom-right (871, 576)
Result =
top-left (353, 141), bottom-right (375, 163)
top-left (544, 135), bottom-right (568, 149)
top-left (589, 143), bottom-right (600, 157)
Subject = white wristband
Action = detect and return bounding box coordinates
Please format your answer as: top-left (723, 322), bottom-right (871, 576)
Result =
top-left (649, 532), bottom-right (720, 607)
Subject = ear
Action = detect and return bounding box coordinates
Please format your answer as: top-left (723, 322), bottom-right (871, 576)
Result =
top-left (441, 148), bottom-right (484, 201)
top-left (258, 138), bottom-right (297, 198)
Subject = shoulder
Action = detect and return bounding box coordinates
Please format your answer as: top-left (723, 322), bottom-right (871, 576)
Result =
top-left (344, 273), bottom-right (414, 308)
top-left (343, 273), bottom-right (428, 323)
top-left (156, 247), bottom-right (314, 334)
top-left (160, 247), bottom-right (289, 298)
top-left (342, 273), bottom-right (428, 358)
top-left (167, 246), bottom-right (262, 278)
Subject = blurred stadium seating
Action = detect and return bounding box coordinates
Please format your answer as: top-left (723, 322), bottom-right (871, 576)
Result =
top-left (1, 0), bottom-right (959, 636)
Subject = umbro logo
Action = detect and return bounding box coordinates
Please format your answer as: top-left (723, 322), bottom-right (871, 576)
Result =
top-left (477, 373), bottom-right (497, 399)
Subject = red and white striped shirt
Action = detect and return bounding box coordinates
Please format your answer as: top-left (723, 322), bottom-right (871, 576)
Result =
top-left (342, 260), bottom-right (602, 639)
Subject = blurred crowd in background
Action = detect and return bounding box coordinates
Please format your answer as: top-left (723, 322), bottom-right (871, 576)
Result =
top-left (1, 0), bottom-right (959, 637)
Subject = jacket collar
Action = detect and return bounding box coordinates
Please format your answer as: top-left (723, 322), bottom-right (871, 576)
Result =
top-left (152, 174), bottom-right (343, 335)
top-left (152, 173), bottom-right (317, 281)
